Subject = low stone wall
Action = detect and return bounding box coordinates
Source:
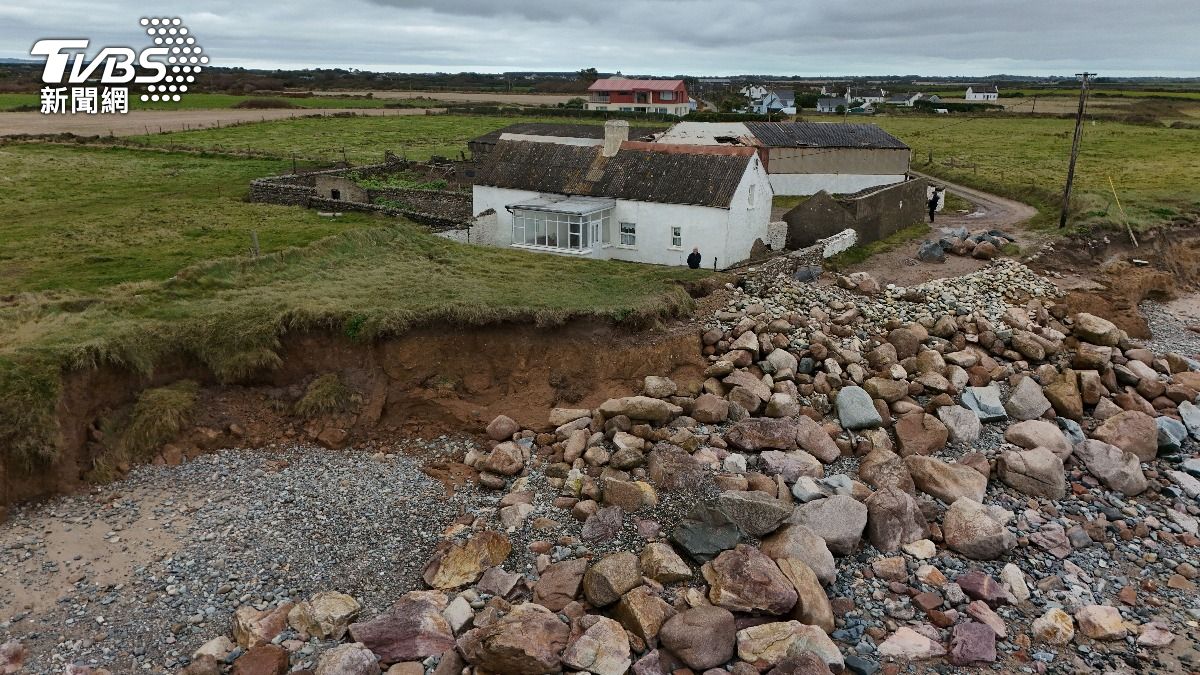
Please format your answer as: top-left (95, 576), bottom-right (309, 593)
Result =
top-left (742, 228), bottom-right (858, 282)
top-left (368, 187), bottom-right (472, 222)
top-left (783, 178), bottom-right (927, 249)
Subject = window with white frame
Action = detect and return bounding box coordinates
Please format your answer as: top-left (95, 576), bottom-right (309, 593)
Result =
top-left (660, 91), bottom-right (675, 101)
top-left (670, 226), bottom-right (682, 248)
top-left (619, 222), bottom-right (636, 246)
top-left (511, 207), bottom-right (611, 252)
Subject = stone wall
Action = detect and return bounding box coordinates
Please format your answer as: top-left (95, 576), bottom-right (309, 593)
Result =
top-left (783, 177), bottom-right (927, 249)
top-left (367, 187), bottom-right (472, 222)
top-left (742, 228), bottom-right (858, 282)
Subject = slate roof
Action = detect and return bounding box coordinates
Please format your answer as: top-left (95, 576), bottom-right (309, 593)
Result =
top-left (744, 122), bottom-right (909, 150)
top-left (969, 84), bottom-right (999, 93)
top-left (475, 140), bottom-right (753, 208)
top-left (470, 123), bottom-right (665, 147)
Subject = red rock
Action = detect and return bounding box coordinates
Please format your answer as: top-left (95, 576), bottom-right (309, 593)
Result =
top-left (533, 558), bottom-right (588, 611)
top-left (231, 644), bottom-right (289, 675)
top-left (955, 570), bottom-right (1011, 606)
top-left (457, 603), bottom-right (570, 673)
top-left (347, 591), bottom-right (454, 665)
top-left (949, 622), bottom-right (996, 666)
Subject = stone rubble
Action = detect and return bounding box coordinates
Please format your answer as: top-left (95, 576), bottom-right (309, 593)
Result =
top-left (3, 258), bottom-right (1200, 675)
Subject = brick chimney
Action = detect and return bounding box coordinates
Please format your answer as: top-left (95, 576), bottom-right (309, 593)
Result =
top-left (602, 120), bottom-right (629, 157)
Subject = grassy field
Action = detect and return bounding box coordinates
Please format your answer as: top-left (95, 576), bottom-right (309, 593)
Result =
top-left (0, 140), bottom-right (705, 469)
top-left (871, 116), bottom-right (1200, 230)
top-left (0, 144), bottom-right (380, 292)
top-left (126, 113), bottom-right (586, 163)
top-left (0, 92), bottom-right (438, 112)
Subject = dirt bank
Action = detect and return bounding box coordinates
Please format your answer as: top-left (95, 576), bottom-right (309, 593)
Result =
top-left (3, 320), bottom-right (705, 513)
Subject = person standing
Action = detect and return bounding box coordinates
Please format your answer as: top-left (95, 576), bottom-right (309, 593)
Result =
top-left (686, 247), bottom-right (702, 269)
top-left (928, 188), bottom-right (942, 223)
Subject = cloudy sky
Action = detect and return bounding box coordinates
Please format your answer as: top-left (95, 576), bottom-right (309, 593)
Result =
top-left (3, 0), bottom-right (1198, 77)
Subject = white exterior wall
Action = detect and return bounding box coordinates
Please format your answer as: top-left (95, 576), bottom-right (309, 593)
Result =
top-left (470, 155), bottom-right (772, 269)
top-left (768, 173), bottom-right (907, 196)
top-left (965, 90), bottom-right (999, 101)
top-left (585, 102), bottom-right (690, 115)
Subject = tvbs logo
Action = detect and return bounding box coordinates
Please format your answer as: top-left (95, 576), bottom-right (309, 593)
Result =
top-left (31, 17), bottom-right (207, 114)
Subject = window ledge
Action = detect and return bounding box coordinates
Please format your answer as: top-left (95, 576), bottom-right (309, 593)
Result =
top-left (667, 246), bottom-right (683, 251)
top-left (511, 243), bottom-right (593, 255)
top-left (616, 244), bottom-right (638, 250)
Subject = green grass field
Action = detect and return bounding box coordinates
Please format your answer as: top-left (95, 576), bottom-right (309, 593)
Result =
top-left (871, 117), bottom-right (1200, 230)
top-left (0, 140), bottom-right (705, 468)
top-left (0, 92), bottom-right (438, 112)
top-left (125, 113), bottom-right (586, 163)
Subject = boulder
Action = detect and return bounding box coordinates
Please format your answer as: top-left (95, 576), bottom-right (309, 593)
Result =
top-left (347, 591), bottom-right (454, 665)
top-left (639, 542), bottom-right (692, 584)
top-left (1091, 410), bottom-right (1158, 462)
top-left (549, 408), bottom-right (591, 427)
top-left (760, 450), bottom-right (824, 482)
top-left (717, 490), bottom-right (792, 537)
top-left (1075, 605), bottom-right (1128, 640)
top-left (1044, 373), bottom-right (1083, 421)
top-left (948, 622), bottom-right (996, 666)
top-left (486, 415), bottom-right (520, 441)
top-left (836, 385), bottom-right (883, 430)
top-left (643, 376), bottom-right (678, 399)
top-left (996, 447), bottom-right (1065, 499)
top-left (599, 396), bottom-right (682, 423)
top-left (794, 415), bottom-right (840, 463)
top-left (612, 586), bottom-right (675, 642)
top-left (314, 643), bottom-right (379, 675)
top-left (963, 385), bottom-right (1007, 423)
top-left (422, 531), bottom-right (511, 589)
top-left (581, 505), bottom-right (624, 542)
top-left (533, 557), bottom-right (588, 611)
top-left (482, 441), bottom-right (527, 476)
top-left (288, 592), bottom-right (361, 641)
top-left (760, 524), bottom-right (837, 585)
top-left (905, 455), bottom-right (987, 504)
top-left (937, 405), bottom-right (981, 445)
top-left (775, 558), bottom-right (835, 634)
top-left (1073, 313), bottom-right (1121, 346)
top-left (725, 418), bottom-right (799, 452)
top-left (1004, 420), bottom-right (1072, 459)
top-left (691, 394), bottom-right (730, 424)
top-left (660, 606), bottom-right (737, 671)
top-left (877, 627), bottom-right (946, 660)
top-left (765, 393), bottom-right (801, 418)
top-left (1073, 440), bottom-right (1148, 496)
top-left (703, 544), bottom-right (798, 614)
top-left (671, 505), bottom-right (741, 563)
top-left (1003, 377), bottom-right (1052, 421)
top-left (1032, 608), bottom-right (1074, 645)
top-left (736, 621), bottom-right (844, 672)
top-left (788, 494), bottom-right (867, 556)
top-left (231, 645), bottom-right (288, 675)
top-left (582, 552), bottom-right (642, 607)
top-left (561, 615), bottom-right (631, 675)
top-left (864, 377), bottom-right (908, 403)
top-left (858, 447), bottom-right (915, 494)
top-left (233, 604), bottom-right (293, 649)
top-left (865, 487), bottom-right (928, 552)
top-left (943, 498), bottom-right (1016, 560)
top-left (457, 603), bottom-right (571, 673)
top-left (895, 413), bottom-right (949, 456)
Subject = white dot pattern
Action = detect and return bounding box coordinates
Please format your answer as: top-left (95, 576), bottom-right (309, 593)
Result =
top-left (138, 17), bottom-right (205, 105)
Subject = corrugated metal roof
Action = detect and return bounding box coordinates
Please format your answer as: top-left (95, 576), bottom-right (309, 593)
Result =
top-left (470, 123), bottom-right (665, 147)
top-left (475, 140), bottom-right (751, 208)
top-left (744, 122), bottom-right (909, 150)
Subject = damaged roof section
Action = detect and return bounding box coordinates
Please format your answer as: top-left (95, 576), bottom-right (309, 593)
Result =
top-left (470, 122), bottom-right (665, 147)
top-left (744, 121), bottom-right (909, 150)
top-left (475, 140), bottom-right (753, 209)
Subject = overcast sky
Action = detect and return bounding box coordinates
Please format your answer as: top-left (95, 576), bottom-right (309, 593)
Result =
top-left (3, 0), bottom-right (1198, 77)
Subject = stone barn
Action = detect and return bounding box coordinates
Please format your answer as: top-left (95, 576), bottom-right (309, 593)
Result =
top-left (783, 178), bottom-right (928, 249)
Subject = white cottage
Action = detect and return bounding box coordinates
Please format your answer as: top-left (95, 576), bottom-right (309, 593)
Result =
top-left (965, 84), bottom-right (999, 101)
top-left (470, 121), bottom-right (773, 269)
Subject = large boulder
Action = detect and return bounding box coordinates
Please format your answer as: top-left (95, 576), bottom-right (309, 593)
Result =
top-left (1073, 440), bottom-right (1148, 496)
top-left (943, 498), bottom-right (1016, 560)
top-left (1005, 420), bottom-right (1073, 460)
top-left (1073, 313), bottom-right (1122, 346)
top-left (760, 525), bottom-right (836, 585)
top-left (736, 621), bottom-right (843, 672)
top-left (775, 558), bottom-right (835, 634)
top-left (858, 447), bottom-right (915, 493)
top-left (996, 447), bottom-right (1065, 499)
top-left (691, 394), bottom-right (730, 424)
top-left (288, 592), bottom-right (361, 641)
top-left (532, 557), bottom-right (588, 611)
top-left (1003, 377), bottom-right (1052, 421)
top-left (642, 375), bottom-right (678, 399)
top-left (702, 545), bottom-right (798, 615)
top-left (1091, 410), bottom-right (1159, 462)
top-left (895, 413), bottom-right (949, 456)
top-left (794, 415), bottom-right (840, 463)
top-left (486, 414), bottom-right (521, 441)
top-left (937, 405), bottom-right (982, 445)
top-left (835, 386), bottom-right (883, 430)
top-left (905, 455), bottom-right (987, 504)
top-left (671, 504), bottom-right (741, 563)
top-left (582, 552), bottom-right (642, 607)
top-left (598, 396), bottom-right (682, 423)
top-left (422, 531), bottom-right (511, 589)
top-left (457, 603), bottom-right (571, 674)
top-left (561, 615), bottom-right (631, 675)
top-left (963, 385), bottom-right (1007, 423)
top-left (788, 495), bottom-right (867, 556)
top-left (865, 487), bottom-right (928, 552)
top-left (639, 543), bottom-right (691, 584)
top-left (313, 643), bottom-right (379, 675)
top-left (760, 450), bottom-right (824, 482)
top-left (346, 591), bottom-right (453, 665)
top-left (726, 418), bottom-right (799, 452)
top-left (659, 606), bottom-right (737, 671)
top-left (717, 490), bottom-right (793, 537)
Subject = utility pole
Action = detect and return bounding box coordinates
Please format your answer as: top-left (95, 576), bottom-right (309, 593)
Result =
top-left (1059, 72), bottom-right (1095, 228)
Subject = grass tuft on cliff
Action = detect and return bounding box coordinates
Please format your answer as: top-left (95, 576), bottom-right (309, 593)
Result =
top-left (121, 380), bottom-right (200, 459)
top-left (295, 374), bottom-right (356, 418)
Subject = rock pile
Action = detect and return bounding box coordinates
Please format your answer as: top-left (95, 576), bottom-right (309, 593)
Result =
top-left (12, 262), bottom-right (1200, 675)
top-left (917, 227), bottom-right (1020, 263)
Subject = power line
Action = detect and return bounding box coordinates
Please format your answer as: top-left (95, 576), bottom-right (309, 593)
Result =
top-left (1060, 72), bottom-right (1095, 228)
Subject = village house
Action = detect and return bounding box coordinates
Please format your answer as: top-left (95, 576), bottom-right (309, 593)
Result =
top-left (846, 87), bottom-right (888, 105)
top-left (586, 77), bottom-right (691, 116)
top-left (816, 96), bottom-right (848, 113)
top-left (885, 92), bottom-right (923, 107)
top-left (470, 121), bottom-right (773, 268)
top-left (652, 120), bottom-right (910, 196)
top-left (755, 89), bottom-right (797, 115)
top-left (965, 84), bottom-right (1000, 101)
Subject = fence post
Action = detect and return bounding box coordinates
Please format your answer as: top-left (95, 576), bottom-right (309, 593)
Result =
top-left (250, 230), bottom-right (260, 258)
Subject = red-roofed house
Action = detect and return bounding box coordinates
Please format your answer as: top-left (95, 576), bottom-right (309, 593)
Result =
top-left (586, 78), bottom-right (691, 116)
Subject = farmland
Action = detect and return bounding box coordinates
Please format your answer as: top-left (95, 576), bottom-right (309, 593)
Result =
top-left (0, 92), bottom-right (442, 112)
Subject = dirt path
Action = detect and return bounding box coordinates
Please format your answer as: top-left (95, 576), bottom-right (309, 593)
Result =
top-left (0, 107), bottom-right (442, 137)
top-left (842, 171), bottom-right (1055, 288)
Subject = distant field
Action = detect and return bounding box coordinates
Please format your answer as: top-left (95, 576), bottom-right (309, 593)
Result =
top-left (126, 113), bottom-right (591, 162)
top-left (0, 92), bottom-right (438, 112)
top-left (308, 90), bottom-right (579, 105)
top-left (871, 117), bottom-right (1200, 230)
top-left (0, 144), bottom-right (377, 292)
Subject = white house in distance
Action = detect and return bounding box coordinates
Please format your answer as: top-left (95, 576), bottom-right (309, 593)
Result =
top-left (965, 84), bottom-right (999, 101)
top-left (846, 87), bottom-right (888, 105)
top-left (470, 121), bottom-right (773, 269)
top-left (586, 78), bottom-right (691, 116)
top-left (652, 120), bottom-right (910, 196)
top-left (816, 97), bottom-right (848, 113)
